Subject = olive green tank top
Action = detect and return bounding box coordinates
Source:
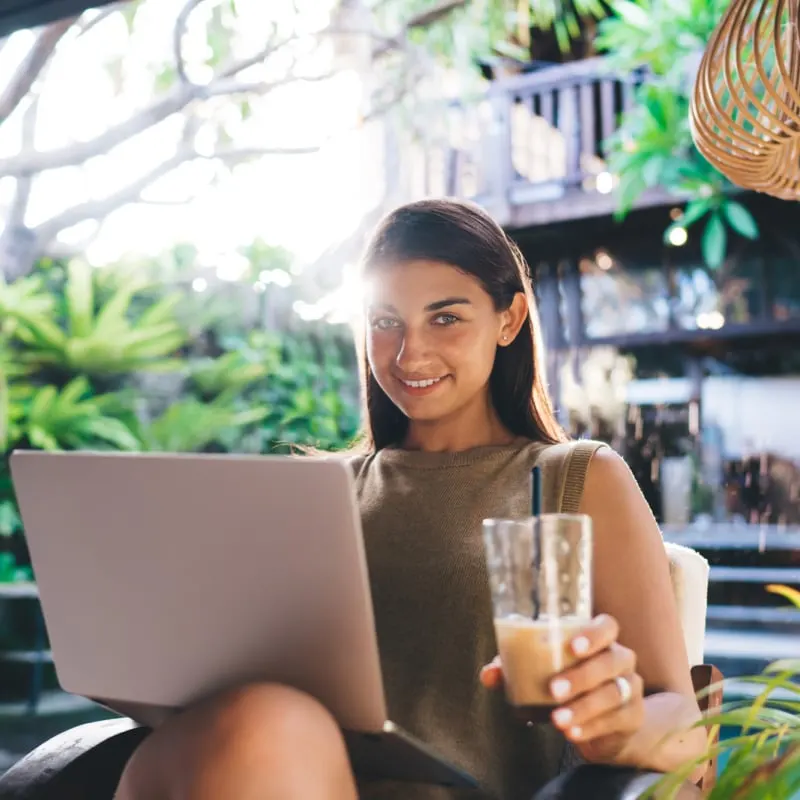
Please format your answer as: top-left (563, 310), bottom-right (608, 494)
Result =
top-left (349, 438), bottom-right (605, 800)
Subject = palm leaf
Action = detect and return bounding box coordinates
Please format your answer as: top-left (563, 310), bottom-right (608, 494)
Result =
top-left (65, 261), bottom-right (95, 339)
top-left (766, 584), bottom-right (800, 609)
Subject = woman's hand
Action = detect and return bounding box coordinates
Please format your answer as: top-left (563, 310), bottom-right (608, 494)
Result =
top-left (480, 614), bottom-right (646, 764)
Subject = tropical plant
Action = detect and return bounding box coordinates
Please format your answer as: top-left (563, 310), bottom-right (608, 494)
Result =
top-left (142, 397), bottom-right (268, 453)
top-left (0, 247), bottom-right (363, 586)
top-left (223, 329), bottom-right (360, 453)
top-left (9, 261), bottom-right (186, 377)
top-left (649, 584), bottom-right (800, 799)
top-left (596, 0), bottom-right (761, 269)
top-left (5, 377), bottom-right (140, 453)
top-left (0, 274), bottom-right (55, 339)
top-left (189, 351), bottom-right (269, 402)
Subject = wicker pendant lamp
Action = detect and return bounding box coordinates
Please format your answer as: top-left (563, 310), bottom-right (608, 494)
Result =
top-left (690, 0), bottom-right (800, 199)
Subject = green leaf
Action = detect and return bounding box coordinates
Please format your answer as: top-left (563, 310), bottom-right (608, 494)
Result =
top-left (679, 198), bottom-right (714, 227)
top-left (0, 500), bottom-right (21, 537)
top-left (120, 0), bottom-right (140, 33)
top-left (136, 292), bottom-right (182, 329)
top-left (764, 659), bottom-right (800, 675)
top-left (724, 200), bottom-right (759, 239)
top-left (71, 417), bottom-right (140, 451)
top-left (702, 212), bottom-right (727, 269)
top-left (66, 261), bottom-right (95, 338)
top-left (614, 0), bottom-right (651, 27)
top-left (28, 385), bottom-right (57, 422)
top-left (642, 155), bottom-right (665, 186)
top-left (93, 284), bottom-right (136, 337)
top-left (28, 425), bottom-right (60, 451)
top-left (58, 376), bottom-right (91, 407)
top-left (614, 170), bottom-right (647, 219)
top-left (15, 315), bottom-right (67, 351)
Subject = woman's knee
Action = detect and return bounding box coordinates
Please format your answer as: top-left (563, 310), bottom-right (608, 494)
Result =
top-left (203, 682), bottom-right (346, 758)
top-left (117, 683), bottom-right (353, 799)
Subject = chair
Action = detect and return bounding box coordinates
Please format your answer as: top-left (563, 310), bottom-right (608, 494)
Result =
top-left (0, 542), bottom-right (721, 799)
top-left (664, 541), bottom-right (723, 793)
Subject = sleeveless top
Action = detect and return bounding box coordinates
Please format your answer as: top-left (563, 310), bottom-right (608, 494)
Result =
top-left (349, 438), bottom-right (606, 800)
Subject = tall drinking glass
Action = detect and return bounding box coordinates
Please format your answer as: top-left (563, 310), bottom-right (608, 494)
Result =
top-left (482, 514), bottom-right (592, 722)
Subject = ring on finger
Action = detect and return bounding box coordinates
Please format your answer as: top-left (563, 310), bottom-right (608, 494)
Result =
top-left (615, 675), bottom-right (633, 705)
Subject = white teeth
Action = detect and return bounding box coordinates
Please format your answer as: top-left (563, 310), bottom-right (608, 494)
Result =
top-left (403, 377), bottom-right (442, 388)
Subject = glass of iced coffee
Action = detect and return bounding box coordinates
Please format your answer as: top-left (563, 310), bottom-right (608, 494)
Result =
top-left (482, 514), bottom-right (592, 723)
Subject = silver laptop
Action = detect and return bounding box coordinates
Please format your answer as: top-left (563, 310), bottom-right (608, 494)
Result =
top-left (9, 450), bottom-right (478, 790)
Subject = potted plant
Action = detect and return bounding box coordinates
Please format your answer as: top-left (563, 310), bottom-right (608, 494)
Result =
top-left (650, 585), bottom-right (800, 798)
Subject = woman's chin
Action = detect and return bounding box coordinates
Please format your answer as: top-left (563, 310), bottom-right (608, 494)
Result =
top-left (394, 396), bottom-right (450, 423)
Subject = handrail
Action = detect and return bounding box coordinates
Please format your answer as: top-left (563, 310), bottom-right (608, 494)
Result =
top-left (393, 55), bottom-right (648, 223)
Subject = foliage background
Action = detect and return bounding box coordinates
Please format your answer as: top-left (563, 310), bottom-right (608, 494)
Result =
top-left (596, 0), bottom-right (760, 269)
top-left (0, 247), bottom-right (361, 581)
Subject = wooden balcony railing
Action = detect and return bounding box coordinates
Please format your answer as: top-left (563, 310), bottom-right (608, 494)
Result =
top-left (395, 57), bottom-right (661, 228)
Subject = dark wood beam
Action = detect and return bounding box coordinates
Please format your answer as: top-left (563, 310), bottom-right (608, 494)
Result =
top-left (0, 0), bottom-right (120, 37)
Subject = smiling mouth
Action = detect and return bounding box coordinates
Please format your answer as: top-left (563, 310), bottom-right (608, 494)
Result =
top-left (399, 376), bottom-right (446, 389)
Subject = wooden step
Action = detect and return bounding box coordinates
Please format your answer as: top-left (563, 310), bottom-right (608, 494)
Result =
top-left (705, 628), bottom-right (800, 661)
top-left (708, 566), bottom-right (800, 584)
top-left (706, 605), bottom-right (800, 624)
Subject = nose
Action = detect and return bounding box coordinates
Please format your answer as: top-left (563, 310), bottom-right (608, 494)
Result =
top-left (395, 327), bottom-right (433, 374)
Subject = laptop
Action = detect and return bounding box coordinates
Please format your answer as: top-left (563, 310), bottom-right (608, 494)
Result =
top-left (9, 450), bottom-right (478, 790)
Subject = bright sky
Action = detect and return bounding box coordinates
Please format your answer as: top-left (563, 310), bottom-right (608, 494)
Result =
top-left (0, 0), bottom-right (380, 276)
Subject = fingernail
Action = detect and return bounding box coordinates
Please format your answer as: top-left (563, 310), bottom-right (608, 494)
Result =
top-left (550, 678), bottom-right (571, 700)
top-left (552, 708), bottom-right (573, 728)
top-left (572, 636), bottom-right (590, 655)
top-left (569, 726), bottom-right (583, 740)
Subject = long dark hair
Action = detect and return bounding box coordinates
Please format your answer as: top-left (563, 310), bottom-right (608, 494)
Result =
top-left (355, 198), bottom-right (566, 452)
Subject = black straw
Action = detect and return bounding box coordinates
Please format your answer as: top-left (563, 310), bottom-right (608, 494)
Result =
top-left (530, 466), bottom-right (542, 619)
top-left (531, 466), bottom-right (542, 517)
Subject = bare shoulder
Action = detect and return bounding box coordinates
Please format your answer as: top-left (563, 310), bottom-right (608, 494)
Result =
top-left (583, 446), bottom-right (637, 497)
top-left (580, 446), bottom-right (654, 529)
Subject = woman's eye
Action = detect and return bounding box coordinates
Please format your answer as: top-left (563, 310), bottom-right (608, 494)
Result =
top-left (432, 313), bottom-right (459, 326)
top-left (372, 317), bottom-right (400, 331)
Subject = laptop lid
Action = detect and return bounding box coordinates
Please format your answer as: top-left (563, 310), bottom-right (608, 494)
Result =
top-left (9, 450), bottom-right (387, 732)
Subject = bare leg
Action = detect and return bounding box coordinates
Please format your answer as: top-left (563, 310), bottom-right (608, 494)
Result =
top-left (115, 683), bottom-right (358, 800)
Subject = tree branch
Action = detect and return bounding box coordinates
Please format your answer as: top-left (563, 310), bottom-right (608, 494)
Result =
top-left (0, 88), bottom-right (194, 177)
top-left (0, 52), bottom-right (326, 178)
top-left (203, 67), bottom-right (336, 97)
top-left (33, 152), bottom-right (188, 244)
top-left (77, 2), bottom-right (128, 37)
top-left (173, 0), bottom-right (205, 86)
top-left (6, 97), bottom-right (40, 232)
top-left (0, 16), bottom-right (76, 126)
top-left (32, 142), bottom-right (322, 245)
top-left (371, 0), bottom-right (469, 58)
top-left (406, 0), bottom-right (468, 30)
top-left (212, 144), bottom-right (321, 162)
top-left (0, 0), bottom-right (460, 180)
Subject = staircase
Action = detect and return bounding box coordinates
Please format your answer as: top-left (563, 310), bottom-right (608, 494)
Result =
top-left (664, 523), bottom-right (800, 693)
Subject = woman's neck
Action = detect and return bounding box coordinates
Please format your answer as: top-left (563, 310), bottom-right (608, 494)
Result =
top-left (402, 395), bottom-right (516, 453)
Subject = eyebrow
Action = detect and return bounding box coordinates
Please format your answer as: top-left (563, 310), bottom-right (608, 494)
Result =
top-left (370, 297), bottom-right (472, 313)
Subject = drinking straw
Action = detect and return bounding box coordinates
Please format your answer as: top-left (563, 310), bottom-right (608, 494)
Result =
top-left (531, 466), bottom-right (542, 618)
top-left (531, 466), bottom-right (542, 517)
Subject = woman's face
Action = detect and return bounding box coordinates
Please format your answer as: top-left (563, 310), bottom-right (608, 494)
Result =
top-left (365, 260), bottom-right (518, 425)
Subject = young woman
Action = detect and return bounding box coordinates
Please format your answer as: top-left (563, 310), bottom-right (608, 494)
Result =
top-left (116, 199), bottom-right (707, 800)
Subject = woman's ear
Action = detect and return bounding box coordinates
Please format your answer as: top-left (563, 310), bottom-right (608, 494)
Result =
top-left (498, 293), bottom-right (528, 346)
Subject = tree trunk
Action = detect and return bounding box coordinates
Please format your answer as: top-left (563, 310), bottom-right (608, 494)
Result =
top-left (0, 224), bottom-right (40, 280)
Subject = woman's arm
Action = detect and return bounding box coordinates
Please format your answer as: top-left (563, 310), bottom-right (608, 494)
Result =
top-left (579, 447), bottom-right (708, 777)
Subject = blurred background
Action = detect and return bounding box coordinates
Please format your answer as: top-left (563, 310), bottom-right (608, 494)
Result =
top-left (0, 0), bottom-right (798, 775)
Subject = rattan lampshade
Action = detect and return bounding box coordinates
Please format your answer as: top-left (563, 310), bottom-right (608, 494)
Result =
top-left (690, 0), bottom-right (800, 199)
